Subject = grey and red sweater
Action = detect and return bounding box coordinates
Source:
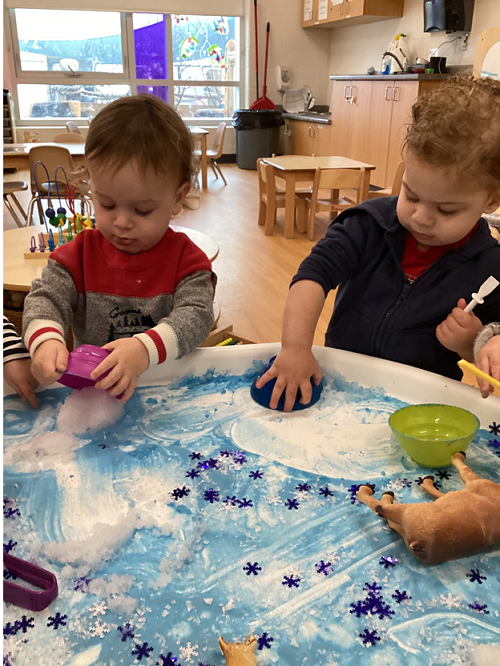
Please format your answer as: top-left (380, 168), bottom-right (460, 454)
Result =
top-left (22, 227), bottom-right (214, 366)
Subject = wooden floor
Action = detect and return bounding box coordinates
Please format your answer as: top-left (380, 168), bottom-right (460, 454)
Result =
top-left (3, 164), bottom-right (337, 345)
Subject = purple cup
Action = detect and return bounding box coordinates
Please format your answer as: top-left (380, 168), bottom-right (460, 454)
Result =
top-left (59, 344), bottom-right (111, 390)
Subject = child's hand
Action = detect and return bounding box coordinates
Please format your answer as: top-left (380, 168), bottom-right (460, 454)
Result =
top-left (32, 340), bottom-right (69, 385)
top-left (475, 335), bottom-right (500, 398)
top-left (436, 298), bottom-right (484, 363)
top-left (4, 359), bottom-right (39, 408)
top-left (91, 338), bottom-right (150, 403)
top-left (254, 348), bottom-right (322, 412)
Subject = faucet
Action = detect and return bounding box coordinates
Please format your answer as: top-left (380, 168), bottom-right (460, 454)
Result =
top-left (382, 51), bottom-right (406, 72)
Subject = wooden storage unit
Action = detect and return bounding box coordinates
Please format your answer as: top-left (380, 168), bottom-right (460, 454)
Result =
top-left (302, 0), bottom-right (403, 28)
top-left (199, 325), bottom-right (254, 347)
top-left (3, 92), bottom-right (16, 145)
top-left (284, 118), bottom-right (331, 156)
top-left (329, 77), bottom-right (445, 188)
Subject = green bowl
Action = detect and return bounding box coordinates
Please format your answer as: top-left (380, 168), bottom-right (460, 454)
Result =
top-left (389, 404), bottom-right (480, 467)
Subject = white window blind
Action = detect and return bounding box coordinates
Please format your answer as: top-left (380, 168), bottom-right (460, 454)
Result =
top-left (5, 0), bottom-right (243, 15)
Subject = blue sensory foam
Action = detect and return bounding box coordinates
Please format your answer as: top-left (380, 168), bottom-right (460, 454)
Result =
top-left (250, 356), bottom-right (323, 411)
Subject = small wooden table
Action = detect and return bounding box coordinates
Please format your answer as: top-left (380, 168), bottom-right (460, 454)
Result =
top-left (3, 225), bottom-right (219, 292)
top-left (263, 155), bottom-right (376, 239)
top-left (190, 127), bottom-right (209, 189)
top-left (3, 143), bottom-right (85, 170)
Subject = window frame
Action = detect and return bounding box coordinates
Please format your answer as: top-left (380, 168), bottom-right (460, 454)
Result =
top-left (8, 8), bottom-right (243, 128)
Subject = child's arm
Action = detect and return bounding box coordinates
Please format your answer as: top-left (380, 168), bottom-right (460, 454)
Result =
top-left (3, 316), bottom-right (38, 408)
top-left (91, 271), bottom-right (214, 402)
top-left (255, 280), bottom-right (325, 411)
top-left (474, 323), bottom-right (500, 398)
top-left (436, 298), bottom-right (484, 363)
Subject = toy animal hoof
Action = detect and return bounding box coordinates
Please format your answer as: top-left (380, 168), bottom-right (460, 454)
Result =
top-left (423, 475), bottom-right (434, 481)
top-left (382, 491), bottom-right (395, 498)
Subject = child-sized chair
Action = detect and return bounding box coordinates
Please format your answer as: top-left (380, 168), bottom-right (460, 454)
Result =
top-left (305, 167), bottom-right (368, 241)
top-left (367, 161), bottom-right (404, 199)
top-left (195, 122), bottom-right (227, 185)
top-left (257, 158), bottom-right (307, 236)
top-left (3, 181), bottom-right (28, 228)
top-left (53, 132), bottom-right (85, 144)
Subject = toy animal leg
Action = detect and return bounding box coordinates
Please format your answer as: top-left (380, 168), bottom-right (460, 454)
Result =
top-left (451, 452), bottom-right (481, 485)
top-left (421, 476), bottom-right (445, 499)
top-left (357, 486), bottom-right (407, 538)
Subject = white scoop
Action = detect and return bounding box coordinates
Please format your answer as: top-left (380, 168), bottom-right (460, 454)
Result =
top-left (464, 275), bottom-right (500, 313)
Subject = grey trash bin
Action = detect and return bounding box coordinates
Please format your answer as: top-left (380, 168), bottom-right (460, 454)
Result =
top-left (232, 109), bottom-right (284, 170)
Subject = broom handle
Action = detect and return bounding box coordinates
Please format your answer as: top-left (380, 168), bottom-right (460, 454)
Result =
top-left (263, 22), bottom-right (270, 96)
top-left (254, 0), bottom-right (259, 98)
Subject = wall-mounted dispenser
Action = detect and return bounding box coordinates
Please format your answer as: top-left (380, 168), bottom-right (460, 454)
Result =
top-left (424, 0), bottom-right (475, 33)
top-left (276, 65), bottom-right (291, 93)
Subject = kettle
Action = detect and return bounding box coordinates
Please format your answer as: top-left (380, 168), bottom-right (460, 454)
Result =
top-left (302, 85), bottom-right (315, 111)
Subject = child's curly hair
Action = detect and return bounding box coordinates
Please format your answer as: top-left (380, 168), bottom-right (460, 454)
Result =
top-left (405, 75), bottom-right (500, 191)
top-left (84, 93), bottom-right (193, 185)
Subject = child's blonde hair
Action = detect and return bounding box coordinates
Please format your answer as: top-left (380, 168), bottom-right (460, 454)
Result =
top-left (405, 76), bottom-right (500, 191)
top-left (85, 93), bottom-right (193, 185)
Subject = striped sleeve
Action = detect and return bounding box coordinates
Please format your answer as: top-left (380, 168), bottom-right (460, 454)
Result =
top-left (3, 316), bottom-right (31, 364)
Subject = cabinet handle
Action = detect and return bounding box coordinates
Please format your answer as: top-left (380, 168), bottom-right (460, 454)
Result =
top-left (314, 127), bottom-right (318, 139)
top-left (393, 86), bottom-right (400, 102)
top-left (344, 86), bottom-right (348, 99)
top-left (385, 86), bottom-right (391, 101)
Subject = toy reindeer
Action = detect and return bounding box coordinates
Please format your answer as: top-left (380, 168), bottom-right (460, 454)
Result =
top-left (357, 452), bottom-right (500, 565)
top-left (219, 635), bottom-right (258, 666)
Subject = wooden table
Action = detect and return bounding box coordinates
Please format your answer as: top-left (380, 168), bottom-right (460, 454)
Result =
top-left (3, 224), bottom-right (219, 292)
top-left (3, 143), bottom-right (86, 170)
top-left (190, 127), bottom-right (209, 189)
top-left (263, 155), bottom-right (376, 239)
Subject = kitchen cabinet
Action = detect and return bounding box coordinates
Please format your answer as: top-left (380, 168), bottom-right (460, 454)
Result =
top-left (284, 118), bottom-right (331, 157)
top-left (329, 78), bottom-right (445, 188)
top-left (302, 0), bottom-right (403, 28)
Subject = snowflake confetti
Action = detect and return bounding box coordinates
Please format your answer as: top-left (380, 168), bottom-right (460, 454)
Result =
top-left (3, 540), bottom-right (17, 553)
top-left (118, 622), bottom-right (135, 641)
top-left (132, 641), bottom-right (154, 661)
top-left (315, 560), bottom-right (333, 576)
top-left (467, 569), bottom-right (487, 584)
top-left (257, 631), bottom-right (274, 650)
top-left (89, 601), bottom-right (108, 617)
top-left (488, 422), bottom-right (500, 436)
top-left (189, 452), bottom-right (202, 460)
top-left (285, 498), bottom-right (299, 510)
top-left (74, 576), bottom-right (91, 592)
top-left (203, 488), bottom-right (220, 503)
top-left (198, 458), bottom-right (219, 470)
top-left (296, 483), bottom-right (311, 492)
top-left (468, 601), bottom-right (489, 614)
top-left (170, 485), bottom-right (191, 501)
top-left (243, 562), bottom-right (262, 576)
top-left (223, 495), bottom-right (238, 506)
top-left (488, 438), bottom-right (500, 450)
top-left (379, 556), bottom-right (398, 569)
top-left (282, 574), bottom-right (300, 588)
top-left (238, 497), bottom-right (253, 509)
top-left (359, 628), bottom-right (381, 647)
top-left (436, 470), bottom-right (451, 480)
top-left (249, 470), bottom-right (263, 480)
top-left (157, 654), bottom-right (178, 666)
top-left (232, 451), bottom-right (247, 465)
top-left (414, 477), bottom-right (425, 486)
top-left (3, 616), bottom-right (35, 638)
top-left (319, 486), bottom-right (334, 497)
top-left (363, 582), bottom-right (382, 596)
top-left (392, 589), bottom-right (411, 603)
top-left (89, 620), bottom-right (111, 638)
top-left (179, 642), bottom-right (198, 661)
top-left (219, 450), bottom-right (233, 457)
top-left (185, 469), bottom-right (200, 479)
top-left (348, 484), bottom-right (364, 504)
top-left (47, 613), bottom-right (67, 630)
top-left (3, 498), bottom-right (20, 520)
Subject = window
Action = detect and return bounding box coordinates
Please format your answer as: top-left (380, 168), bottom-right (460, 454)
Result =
top-left (8, 9), bottom-right (241, 124)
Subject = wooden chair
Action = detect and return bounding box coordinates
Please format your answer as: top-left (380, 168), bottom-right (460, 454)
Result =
top-left (257, 158), bottom-right (307, 236)
top-left (305, 167), bottom-right (369, 241)
top-left (367, 160), bottom-right (404, 199)
top-left (53, 132), bottom-right (85, 144)
top-left (473, 27), bottom-right (500, 78)
top-left (66, 120), bottom-right (82, 134)
top-left (3, 181), bottom-right (28, 228)
top-left (195, 122), bottom-right (227, 185)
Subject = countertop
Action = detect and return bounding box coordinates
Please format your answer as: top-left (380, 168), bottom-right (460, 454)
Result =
top-left (281, 110), bottom-right (331, 125)
top-left (329, 73), bottom-right (451, 81)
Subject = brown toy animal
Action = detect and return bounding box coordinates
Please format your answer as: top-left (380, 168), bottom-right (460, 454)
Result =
top-left (219, 635), bottom-right (258, 666)
top-left (356, 452), bottom-right (500, 565)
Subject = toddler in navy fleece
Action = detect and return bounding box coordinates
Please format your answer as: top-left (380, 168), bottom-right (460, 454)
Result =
top-left (257, 76), bottom-right (500, 411)
top-left (23, 94), bottom-right (214, 403)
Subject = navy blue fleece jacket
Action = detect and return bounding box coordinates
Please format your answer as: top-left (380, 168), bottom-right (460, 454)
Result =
top-left (291, 197), bottom-right (500, 380)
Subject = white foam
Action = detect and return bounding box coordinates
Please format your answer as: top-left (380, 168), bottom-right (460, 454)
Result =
top-left (57, 387), bottom-right (124, 435)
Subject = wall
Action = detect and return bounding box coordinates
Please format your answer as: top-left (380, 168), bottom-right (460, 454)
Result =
top-left (328, 0), bottom-right (500, 80)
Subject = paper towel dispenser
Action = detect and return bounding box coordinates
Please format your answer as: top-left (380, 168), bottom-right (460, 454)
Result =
top-left (424, 0), bottom-right (474, 33)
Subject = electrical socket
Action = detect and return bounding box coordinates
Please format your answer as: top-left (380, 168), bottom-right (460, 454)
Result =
top-left (428, 48), bottom-right (438, 58)
top-left (461, 34), bottom-right (469, 51)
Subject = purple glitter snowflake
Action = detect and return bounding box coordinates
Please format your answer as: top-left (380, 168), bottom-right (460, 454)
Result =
top-left (488, 438), bottom-right (500, 450)
top-left (203, 488), bottom-right (220, 503)
top-left (363, 582), bottom-right (382, 596)
top-left (257, 631), bottom-right (274, 650)
top-left (198, 458), bottom-right (219, 470)
top-left (185, 469), bottom-right (200, 479)
top-left (467, 569), bottom-right (487, 584)
top-left (285, 498), bottom-right (299, 510)
top-left (296, 483), bottom-right (311, 492)
top-left (436, 470), bottom-right (451, 480)
top-left (315, 560), bottom-right (333, 576)
top-left (350, 595), bottom-right (394, 621)
top-left (414, 477), bottom-right (425, 486)
top-left (359, 628), bottom-right (381, 647)
top-left (47, 613), bottom-right (67, 630)
top-left (219, 450), bottom-right (233, 457)
top-left (170, 486), bottom-right (191, 501)
top-left (489, 422), bottom-right (500, 436)
top-left (282, 574), bottom-right (300, 588)
top-left (319, 486), bottom-right (334, 497)
top-left (3, 540), bottom-right (17, 554)
top-left (189, 452), bottom-right (202, 460)
top-left (249, 470), bottom-right (263, 480)
top-left (398, 478), bottom-right (412, 488)
top-left (4, 616), bottom-right (35, 637)
top-left (348, 484), bottom-right (364, 504)
top-left (468, 601), bottom-right (489, 614)
top-left (118, 622), bottom-right (135, 642)
top-left (238, 498), bottom-right (253, 509)
top-left (379, 556), bottom-right (398, 569)
top-left (157, 654), bottom-right (178, 666)
top-left (243, 562), bottom-right (262, 576)
top-left (74, 576), bottom-right (91, 592)
top-left (3, 569), bottom-right (18, 581)
top-left (4, 653), bottom-right (13, 666)
top-left (3, 622), bottom-right (19, 638)
top-left (132, 641), bottom-right (154, 661)
top-left (392, 589), bottom-right (411, 603)
top-left (3, 498), bottom-right (20, 520)
top-left (232, 451), bottom-right (247, 465)
top-left (223, 495), bottom-right (238, 506)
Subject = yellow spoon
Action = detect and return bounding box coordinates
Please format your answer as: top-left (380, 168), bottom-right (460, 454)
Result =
top-left (458, 359), bottom-right (500, 391)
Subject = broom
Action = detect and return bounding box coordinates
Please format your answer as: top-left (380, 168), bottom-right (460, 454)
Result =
top-left (250, 22), bottom-right (276, 110)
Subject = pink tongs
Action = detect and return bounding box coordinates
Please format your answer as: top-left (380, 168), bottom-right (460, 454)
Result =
top-left (3, 552), bottom-right (58, 611)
